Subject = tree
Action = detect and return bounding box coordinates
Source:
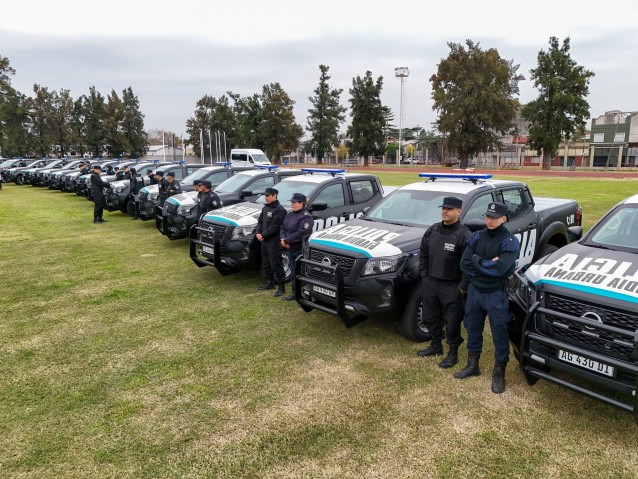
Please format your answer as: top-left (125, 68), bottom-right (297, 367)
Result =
top-left (104, 89), bottom-right (126, 157)
top-left (258, 83), bottom-right (303, 163)
top-left (49, 89), bottom-right (75, 157)
top-left (523, 37), bottom-right (594, 170)
top-left (84, 86), bottom-right (107, 157)
top-left (29, 84), bottom-right (54, 157)
top-left (121, 87), bottom-right (148, 158)
top-left (232, 92), bottom-right (262, 149)
top-left (430, 40), bottom-right (524, 168)
top-left (347, 71), bottom-right (387, 166)
top-left (306, 65), bottom-right (347, 164)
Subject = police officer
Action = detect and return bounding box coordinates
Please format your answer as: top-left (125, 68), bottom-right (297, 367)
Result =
top-left (256, 187), bottom-right (287, 296)
top-left (122, 166), bottom-right (131, 180)
top-left (105, 164), bottom-right (115, 176)
top-left (167, 171), bottom-right (182, 197)
top-left (80, 161), bottom-right (91, 175)
top-left (417, 196), bottom-right (471, 368)
top-left (456, 201), bottom-right (519, 394)
top-left (280, 193), bottom-right (313, 301)
top-left (90, 164), bottom-right (112, 223)
top-left (114, 166), bottom-right (124, 181)
top-left (129, 167), bottom-right (145, 220)
top-left (156, 171), bottom-right (169, 206)
top-left (147, 169), bottom-right (158, 185)
top-left (197, 180), bottom-right (222, 216)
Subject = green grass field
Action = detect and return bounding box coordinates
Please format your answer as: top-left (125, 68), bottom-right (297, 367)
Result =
top-left (1, 175), bottom-right (637, 479)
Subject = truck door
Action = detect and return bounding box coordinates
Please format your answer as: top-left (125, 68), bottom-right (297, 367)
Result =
top-left (347, 178), bottom-right (377, 219)
top-left (309, 182), bottom-right (351, 231)
top-left (497, 188), bottom-right (537, 268)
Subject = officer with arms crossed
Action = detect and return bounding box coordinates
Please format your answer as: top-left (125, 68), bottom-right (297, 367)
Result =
top-left (417, 196), bottom-right (471, 368)
top-left (455, 201), bottom-right (519, 394)
top-left (280, 193), bottom-right (314, 301)
top-left (197, 180), bottom-right (222, 216)
top-left (147, 169), bottom-right (158, 185)
top-left (90, 164), bottom-right (112, 223)
top-left (156, 171), bottom-right (169, 206)
top-left (256, 187), bottom-right (287, 296)
top-left (167, 171), bottom-right (182, 197)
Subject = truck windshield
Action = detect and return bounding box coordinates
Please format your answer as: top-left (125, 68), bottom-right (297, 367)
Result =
top-left (252, 154), bottom-right (270, 165)
top-left (214, 173), bottom-right (253, 193)
top-left (366, 189), bottom-right (464, 227)
top-left (182, 168), bottom-right (214, 185)
top-left (587, 205), bottom-right (638, 252)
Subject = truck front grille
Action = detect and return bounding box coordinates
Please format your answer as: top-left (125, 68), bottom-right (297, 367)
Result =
top-left (200, 222), bottom-right (227, 243)
top-left (306, 248), bottom-right (356, 283)
top-left (544, 293), bottom-right (638, 360)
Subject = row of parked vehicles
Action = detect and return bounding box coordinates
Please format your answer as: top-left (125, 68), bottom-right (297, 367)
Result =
top-left (4, 155), bottom-right (635, 421)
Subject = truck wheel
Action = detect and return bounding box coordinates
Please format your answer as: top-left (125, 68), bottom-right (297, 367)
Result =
top-left (398, 286), bottom-right (432, 342)
top-left (282, 251), bottom-right (292, 282)
top-left (539, 244), bottom-right (558, 258)
top-left (15, 175), bottom-right (23, 185)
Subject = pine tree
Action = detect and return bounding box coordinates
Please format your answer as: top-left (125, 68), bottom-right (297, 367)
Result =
top-left (258, 83), bottom-right (303, 163)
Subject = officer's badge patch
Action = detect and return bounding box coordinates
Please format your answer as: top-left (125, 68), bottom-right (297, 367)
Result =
top-left (304, 222), bottom-right (310, 229)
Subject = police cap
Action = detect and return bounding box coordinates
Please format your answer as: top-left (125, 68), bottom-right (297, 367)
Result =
top-left (439, 196), bottom-right (463, 209)
top-left (92, 164), bottom-right (102, 170)
top-left (200, 180), bottom-right (212, 189)
top-left (155, 170), bottom-right (164, 177)
top-left (264, 187), bottom-right (279, 196)
top-left (289, 192), bottom-right (307, 203)
top-left (484, 202), bottom-right (508, 218)
top-left (167, 171), bottom-right (175, 178)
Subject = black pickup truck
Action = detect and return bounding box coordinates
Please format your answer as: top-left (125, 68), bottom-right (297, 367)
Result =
top-left (190, 168), bottom-right (386, 279)
top-left (295, 172), bottom-right (583, 340)
top-left (508, 193), bottom-right (637, 421)
top-left (155, 163), bottom-right (255, 239)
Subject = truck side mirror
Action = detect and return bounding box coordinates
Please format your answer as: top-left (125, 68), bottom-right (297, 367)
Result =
top-left (240, 189), bottom-right (252, 197)
top-left (308, 202), bottom-right (327, 212)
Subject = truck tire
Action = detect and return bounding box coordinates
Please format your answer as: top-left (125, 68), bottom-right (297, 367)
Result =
top-left (282, 251), bottom-right (292, 282)
top-left (15, 174), bottom-right (23, 185)
top-left (539, 244), bottom-right (558, 259)
top-left (398, 285), bottom-right (432, 342)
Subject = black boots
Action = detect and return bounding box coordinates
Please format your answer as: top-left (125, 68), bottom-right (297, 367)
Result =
top-left (283, 293), bottom-right (295, 301)
top-left (491, 362), bottom-right (506, 394)
top-left (417, 338), bottom-right (443, 357)
top-left (258, 280), bottom-right (275, 290)
top-left (453, 353), bottom-right (480, 379)
top-left (273, 282), bottom-right (285, 297)
top-left (438, 345), bottom-right (459, 369)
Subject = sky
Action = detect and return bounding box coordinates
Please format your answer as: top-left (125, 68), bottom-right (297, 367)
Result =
top-left (1, 0), bottom-right (637, 141)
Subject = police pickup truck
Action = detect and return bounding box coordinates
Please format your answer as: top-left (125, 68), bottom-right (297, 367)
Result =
top-left (136, 163), bottom-right (208, 220)
top-left (155, 163), bottom-right (255, 239)
top-left (508, 194), bottom-right (637, 421)
top-left (295, 172), bottom-right (583, 340)
top-left (190, 168), bottom-right (385, 278)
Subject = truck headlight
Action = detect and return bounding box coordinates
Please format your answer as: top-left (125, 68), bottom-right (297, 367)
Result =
top-left (361, 254), bottom-right (407, 276)
top-left (149, 193), bottom-right (158, 201)
top-left (177, 204), bottom-right (196, 215)
top-left (112, 186), bottom-right (123, 194)
top-left (231, 225), bottom-right (256, 240)
top-left (512, 272), bottom-right (537, 308)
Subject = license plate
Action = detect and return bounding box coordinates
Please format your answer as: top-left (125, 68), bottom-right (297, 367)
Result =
top-left (558, 350), bottom-right (614, 377)
top-left (202, 246), bottom-right (215, 256)
top-left (312, 285), bottom-right (336, 298)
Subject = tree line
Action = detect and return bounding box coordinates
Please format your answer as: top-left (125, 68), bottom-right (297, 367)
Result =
top-left (1, 36), bottom-right (594, 169)
top-left (0, 58), bottom-right (147, 159)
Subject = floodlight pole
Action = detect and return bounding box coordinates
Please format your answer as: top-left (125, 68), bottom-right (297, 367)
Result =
top-left (395, 67), bottom-right (409, 166)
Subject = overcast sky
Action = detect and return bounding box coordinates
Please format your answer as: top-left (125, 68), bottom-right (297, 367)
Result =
top-left (2, 0), bottom-right (637, 140)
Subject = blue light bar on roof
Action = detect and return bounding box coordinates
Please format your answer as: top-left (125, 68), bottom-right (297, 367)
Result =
top-left (215, 161), bottom-right (232, 167)
top-left (254, 164), bottom-right (278, 170)
top-left (301, 168), bottom-right (345, 176)
top-left (418, 172), bottom-right (492, 181)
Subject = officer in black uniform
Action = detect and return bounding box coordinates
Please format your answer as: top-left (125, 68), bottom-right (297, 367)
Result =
top-left (114, 166), bottom-right (124, 181)
top-left (456, 201), bottom-right (520, 394)
top-left (122, 166), bottom-right (131, 180)
top-left (105, 165), bottom-right (115, 176)
top-left (156, 171), bottom-right (169, 206)
top-left (147, 169), bottom-right (158, 185)
top-left (80, 162), bottom-right (91, 175)
top-left (280, 193), bottom-right (313, 301)
top-left (166, 171), bottom-right (182, 197)
top-left (90, 164), bottom-right (112, 223)
top-left (417, 196), bottom-right (471, 368)
top-left (129, 167), bottom-right (145, 220)
top-left (197, 180), bottom-right (222, 216)
top-left (255, 187), bottom-right (287, 296)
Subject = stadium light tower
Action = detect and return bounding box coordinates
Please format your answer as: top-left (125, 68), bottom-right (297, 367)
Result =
top-left (395, 67), bottom-right (410, 166)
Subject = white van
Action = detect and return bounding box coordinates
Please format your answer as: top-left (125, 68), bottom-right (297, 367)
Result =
top-left (230, 148), bottom-right (271, 167)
